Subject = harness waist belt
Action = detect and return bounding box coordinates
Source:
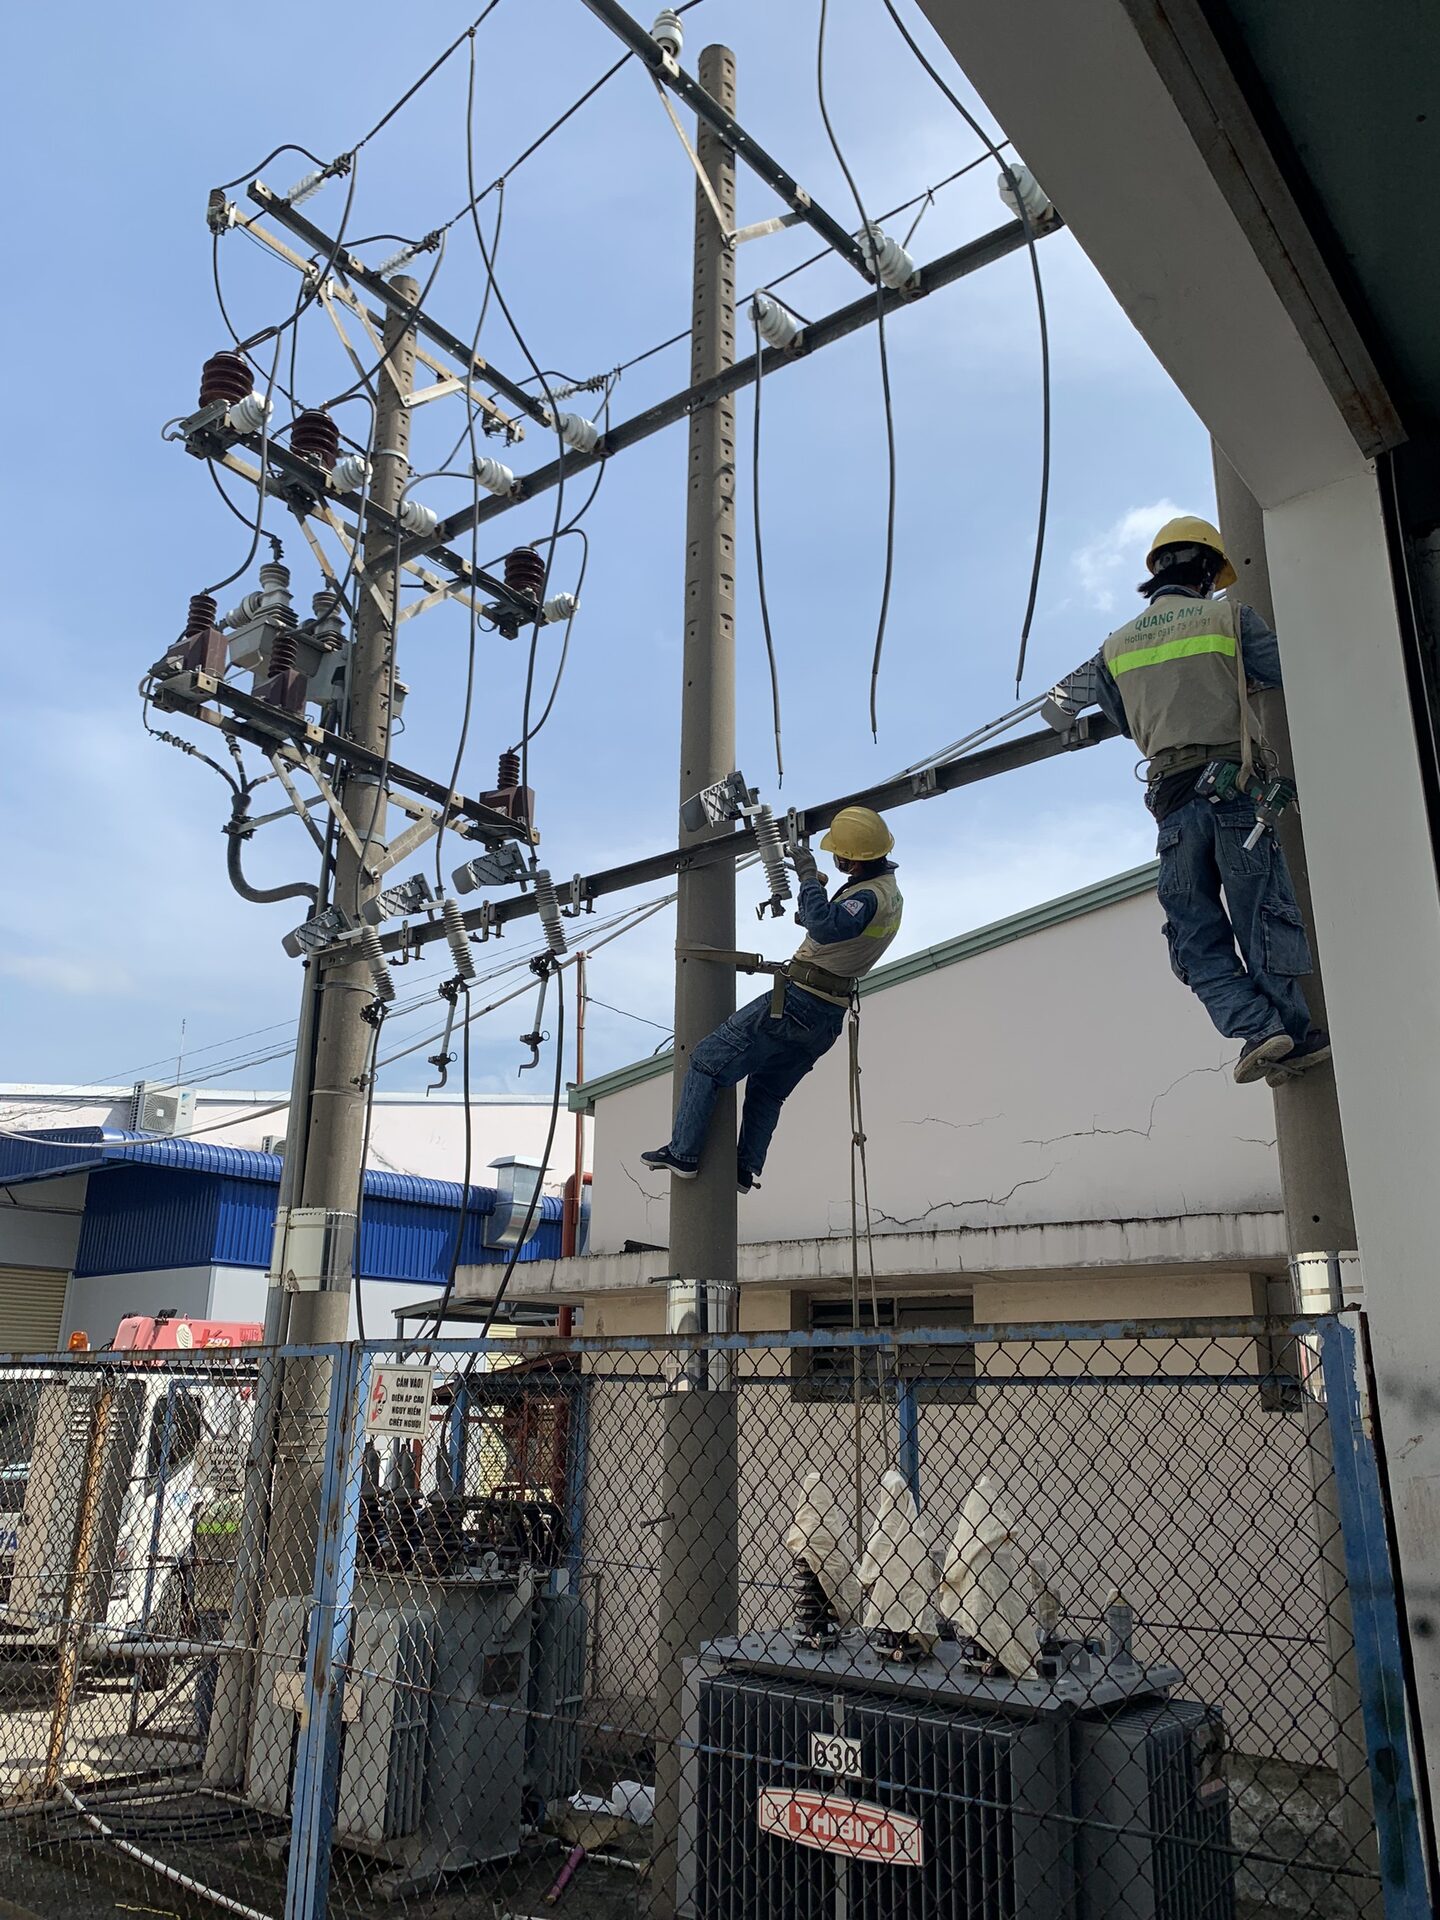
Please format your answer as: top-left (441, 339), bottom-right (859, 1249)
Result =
top-left (787, 958), bottom-right (857, 1005)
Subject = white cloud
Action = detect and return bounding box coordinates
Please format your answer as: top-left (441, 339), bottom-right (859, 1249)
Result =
top-left (0, 954), bottom-right (133, 998)
top-left (1072, 499), bottom-right (1182, 613)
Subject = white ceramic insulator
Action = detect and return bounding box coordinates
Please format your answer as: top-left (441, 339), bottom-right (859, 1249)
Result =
top-left (360, 925), bottom-right (396, 1002)
top-left (398, 498), bottom-right (438, 537)
top-left (753, 293), bottom-right (802, 350)
top-left (860, 224), bottom-right (915, 290)
top-left (442, 897), bottom-right (476, 981)
top-left (651, 8), bottom-right (683, 57)
top-left (542, 592), bottom-right (578, 624)
top-left (226, 392), bottom-right (273, 436)
top-left (285, 170), bottom-right (326, 207)
top-left (375, 243), bottom-right (420, 278)
top-left (219, 590), bottom-right (265, 631)
top-left (753, 804), bottom-right (792, 903)
top-left (332, 453), bottom-right (372, 493)
top-left (997, 162), bottom-right (1052, 226)
top-left (472, 454), bottom-right (516, 495)
top-left (532, 869), bottom-right (568, 957)
top-left (557, 411), bottom-right (600, 454)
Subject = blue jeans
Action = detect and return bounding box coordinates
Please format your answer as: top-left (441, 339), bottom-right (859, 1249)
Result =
top-left (668, 984), bottom-right (846, 1175)
top-left (1156, 795), bottom-right (1315, 1043)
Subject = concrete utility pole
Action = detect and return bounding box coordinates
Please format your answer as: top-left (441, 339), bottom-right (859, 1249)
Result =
top-left (265, 277), bottom-right (417, 1591)
top-left (652, 45), bottom-right (741, 1914)
top-left (1213, 451), bottom-right (1376, 1895)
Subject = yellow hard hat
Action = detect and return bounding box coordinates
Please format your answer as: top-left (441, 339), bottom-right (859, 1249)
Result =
top-left (1146, 515), bottom-right (1236, 590)
top-left (820, 806), bottom-right (893, 860)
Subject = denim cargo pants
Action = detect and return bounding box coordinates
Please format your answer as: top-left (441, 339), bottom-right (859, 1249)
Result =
top-left (1155, 794), bottom-right (1315, 1043)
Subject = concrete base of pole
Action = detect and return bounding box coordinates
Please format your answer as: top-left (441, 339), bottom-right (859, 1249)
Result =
top-left (651, 1388), bottom-right (739, 1918)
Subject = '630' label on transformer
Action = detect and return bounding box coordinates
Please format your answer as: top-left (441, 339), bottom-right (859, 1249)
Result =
top-left (757, 1788), bottom-right (924, 1867)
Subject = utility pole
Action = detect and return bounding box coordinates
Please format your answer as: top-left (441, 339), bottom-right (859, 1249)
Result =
top-left (652, 46), bottom-right (740, 1915)
top-left (1212, 449), bottom-right (1376, 1899)
top-left (264, 277), bottom-right (418, 1593)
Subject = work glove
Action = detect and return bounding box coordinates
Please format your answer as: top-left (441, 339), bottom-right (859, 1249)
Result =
top-left (790, 845), bottom-right (821, 887)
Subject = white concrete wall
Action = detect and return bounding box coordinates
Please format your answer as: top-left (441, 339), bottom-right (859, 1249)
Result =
top-left (589, 888), bottom-right (1282, 1255)
top-left (0, 1173), bottom-right (86, 1272)
top-left (64, 1264), bottom-right (480, 1347)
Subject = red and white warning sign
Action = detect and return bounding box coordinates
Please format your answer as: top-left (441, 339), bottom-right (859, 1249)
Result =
top-left (757, 1788), bottom-right (925, 1867)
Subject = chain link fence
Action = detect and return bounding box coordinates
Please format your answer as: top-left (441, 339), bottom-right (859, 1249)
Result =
top-left (0, 1316), bottom-right (1428, 1920)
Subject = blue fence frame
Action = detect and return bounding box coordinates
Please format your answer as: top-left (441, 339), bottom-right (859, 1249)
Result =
top-left (78, 1316), bottom-right (1418, 1920)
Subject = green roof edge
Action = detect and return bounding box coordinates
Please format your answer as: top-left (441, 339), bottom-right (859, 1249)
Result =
top-left (569, 860), bottom-right (1160, 1113)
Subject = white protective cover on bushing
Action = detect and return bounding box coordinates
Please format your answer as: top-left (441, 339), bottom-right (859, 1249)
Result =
top-left (857, 1468), bottom-right (939, 1643)
top-left (937, 1471), bottom-right (1042, 1676)
top-left (785, 1469), bottom-right (863, 1626)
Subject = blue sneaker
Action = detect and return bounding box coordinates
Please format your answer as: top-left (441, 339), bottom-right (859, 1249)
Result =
top-left (1266, 1030), bottom-right (1332, 1086)
top-left (640, 1145), bottom-right (698, 1180)
top-left (1234, 1030), bottom-right (1294, 1085)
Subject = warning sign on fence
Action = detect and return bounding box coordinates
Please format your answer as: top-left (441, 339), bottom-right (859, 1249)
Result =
top-left (364, 1365), bottom-right (435, 1438)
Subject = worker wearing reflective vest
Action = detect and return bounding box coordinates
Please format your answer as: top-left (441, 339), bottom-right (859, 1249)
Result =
top-left (1092, 516), bottom-right (1330, 1085)
top-left (643, 807), bottom-right (902, 1191)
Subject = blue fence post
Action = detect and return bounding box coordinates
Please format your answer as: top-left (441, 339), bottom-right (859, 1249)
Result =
top-left (1319, 1314), bottom-right (1433, 1920)
top-left (896, 1380), bottom-right (920, 1503)
top-left (564, 1376), bottom-right (589, 1594)
top-left (283, 1345), bottom-right (369, 1920)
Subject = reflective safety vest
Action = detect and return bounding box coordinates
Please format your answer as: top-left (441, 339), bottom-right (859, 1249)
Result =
top-left (1101, 593), bottom-right (1258, 779)
top-left (791, 871), bottom-right (904, 987)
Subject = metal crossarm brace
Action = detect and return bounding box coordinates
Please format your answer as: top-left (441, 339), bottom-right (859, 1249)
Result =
top-left (406, 213), bottom-right (1062, 563)
top-left (151, 670), bottom-right (529, 844)
top-left (180, 422), bottom-right (539, 627)
top-left (246, 180), bottom-right (553, 429)
top-left (380, 710), bottom-right (1118, 954)
top-left (579, 0), bottom-right (874, 278)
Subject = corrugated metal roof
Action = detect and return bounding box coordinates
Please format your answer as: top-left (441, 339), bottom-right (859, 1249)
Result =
top-left (4, 1127), bottom-right (563, 1279)
top-left (568, 861), bottom-right (1163, 1112)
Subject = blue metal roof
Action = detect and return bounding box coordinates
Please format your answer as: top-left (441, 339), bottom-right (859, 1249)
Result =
top-left (1, 1128), bottom-right (563, 1280)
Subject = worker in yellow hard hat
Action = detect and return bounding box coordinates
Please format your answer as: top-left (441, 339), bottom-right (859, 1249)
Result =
top-left (1090, 515), bottom-right (1329, 1086)
top-left (643, 807), bottom-right (902, 1192)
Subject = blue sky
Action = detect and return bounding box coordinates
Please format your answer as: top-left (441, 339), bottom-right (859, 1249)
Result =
top-left (0, 0), bottom-right (1215, 1102)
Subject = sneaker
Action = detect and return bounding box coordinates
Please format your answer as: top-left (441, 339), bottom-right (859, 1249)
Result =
top-left (640, 1145), bottom-right (698, 1179)
top-left (1266, 1030), bottom-right (1333, 1085)
top-left (737, 1168), bottom-right (761, 1195)
top-left (1234, 1030), bottom-right (1294, 1084)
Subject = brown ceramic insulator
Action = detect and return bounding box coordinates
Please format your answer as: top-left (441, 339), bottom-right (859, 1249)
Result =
top-left (503, 545), bottom-right (546, 601)
top-left (199, 351), bottom-right (254, 409)
top-left (290, 409), bottom-right (341, 470)
top-left (496, 748), bottom-right (521, 791)
top-left (186, 593), bottom-right (219, 638)
top-left (269, 628), bottom-right (299, 677)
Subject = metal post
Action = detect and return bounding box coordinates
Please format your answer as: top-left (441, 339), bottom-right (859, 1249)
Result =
top-left (1318, 1315), bottom-right (1433, 1920)
top-left (283, 1345), bottom-right (367, 1920)
top-left (1212, 451), bottom-right (1378, 1892)
top-left (126, 1379), bottom-right (177, 1736)
top-left (896, 1382), bottom-right (921, 1503)
top-left (40, 1375), bottom-right (116, 1801)
top-left (652, 47), bottom-right (740, 1914)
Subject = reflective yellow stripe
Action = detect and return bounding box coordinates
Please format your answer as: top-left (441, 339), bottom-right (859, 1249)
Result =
top-left (1109, 633), bottom-right (1236, 675)
top-left (863, 914), bottom-right (902, 939)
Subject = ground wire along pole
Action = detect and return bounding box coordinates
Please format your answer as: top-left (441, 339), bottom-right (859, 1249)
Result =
top-left (264, 277), bottom-right (418, 1602)
top-left (652, 45), bottom-right (741, 1917)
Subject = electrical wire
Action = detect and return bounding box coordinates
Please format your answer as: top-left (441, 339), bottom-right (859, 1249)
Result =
top-left (352, 0), bottom-right (505, 157)
top-left (351, 1010), bottom-right (386, 1341)
top-left (582, 993), bottom-right (672, 1036)
top-left (879, 0), bottom-right (1051, 693)
top-left (816, 0), bottom-right (898, 743)
top-left (433, 984), bottom-right (474, 1338)
top-left (751, 304), bottom-right (785, 785)
top-left (460, 30), bottom-right (568, 852)
top-left (514, 527), bottom-right (587, 748)
top-left (472, 963), bottom-right (565, 1343)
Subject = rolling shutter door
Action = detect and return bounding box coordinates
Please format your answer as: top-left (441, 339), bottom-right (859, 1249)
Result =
top-left (0, 1268), bottom-right (68, 1354)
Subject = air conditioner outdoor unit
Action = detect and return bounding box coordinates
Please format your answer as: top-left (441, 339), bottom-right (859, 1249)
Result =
top-left (680, 1631), bottom-right (1234, 1920)
top-left (129, 1082), bottom-right (196, 1136)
